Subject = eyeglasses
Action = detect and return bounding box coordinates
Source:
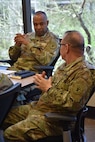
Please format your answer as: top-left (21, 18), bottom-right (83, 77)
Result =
top-left (59, 43), bottom-right (66, 46)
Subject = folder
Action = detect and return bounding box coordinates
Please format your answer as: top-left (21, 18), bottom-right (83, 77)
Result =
top-left (10, 70), bottom-right (35, 79)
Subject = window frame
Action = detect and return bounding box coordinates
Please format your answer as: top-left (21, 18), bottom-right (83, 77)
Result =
top-left (22, 0), bottom-right (32, 33)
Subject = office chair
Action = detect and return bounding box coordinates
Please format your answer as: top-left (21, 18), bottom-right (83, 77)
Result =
top-left (0, 59), bottom-right (14, 66)
top-left (0, 59), bottom-right (15, 70)
top-left (0, 83), bottom-right (21, 126)
top-left (0, 83), bottom-right (21, 142)
top-left (26, 108), bottom-right (91, 142)
top-left (32, 85), bottom-right (95, 142)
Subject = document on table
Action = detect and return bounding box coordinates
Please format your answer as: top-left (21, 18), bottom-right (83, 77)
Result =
top-left (0, 70), bottom-right (16, 75)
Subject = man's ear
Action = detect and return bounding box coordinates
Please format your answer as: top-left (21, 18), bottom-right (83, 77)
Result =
top-left (66, 44), bottom-right (69, 53)
top-left (47, 20), bottom-right (49, 25)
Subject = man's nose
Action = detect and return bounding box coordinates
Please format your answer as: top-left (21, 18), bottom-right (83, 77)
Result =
top-left (37, 24), bottom-right (42, 29)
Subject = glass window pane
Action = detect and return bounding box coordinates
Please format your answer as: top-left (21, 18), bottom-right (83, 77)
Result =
top-left (0, 0), bottom-right (23, 59)
top-left (30, 0), bottom-right (95, 66)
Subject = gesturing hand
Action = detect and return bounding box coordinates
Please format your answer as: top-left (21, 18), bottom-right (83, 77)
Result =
top-left (14, 33), bottom-right (29, 46)
top-left (33, 72), bottom-right (52, 92)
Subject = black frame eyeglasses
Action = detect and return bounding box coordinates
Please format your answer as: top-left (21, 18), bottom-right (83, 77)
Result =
top-left (59, 43), bottom-right (66, 46)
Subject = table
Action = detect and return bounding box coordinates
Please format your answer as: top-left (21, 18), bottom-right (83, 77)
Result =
top-left (1, 69), bottom-right (95, 107)
top-left (0, 69), bottom-right (34, 88)
top-left (10, 76), bottom-right (34, 87)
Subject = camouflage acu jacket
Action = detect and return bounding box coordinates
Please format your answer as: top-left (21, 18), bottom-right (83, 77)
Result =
top-left (8, 30), bottom-right (59, 72)
top-left (0, 73), bottom-right (13, 93)
top-left (36, 57), bottom-right (94, 113)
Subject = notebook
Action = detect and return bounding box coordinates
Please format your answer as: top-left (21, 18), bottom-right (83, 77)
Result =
top-left (10, 70), bottom-right (35, 79)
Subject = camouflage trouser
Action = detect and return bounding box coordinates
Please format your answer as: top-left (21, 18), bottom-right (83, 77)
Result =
top-left (4, 103), bottom-right (61, 142)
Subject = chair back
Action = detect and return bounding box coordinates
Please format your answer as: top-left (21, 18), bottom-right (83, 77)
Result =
top-left (0, 59), bottom-right (14, 70)
top-left (45, 47), bottom-right (60, 77)
top-left (0, 59), bottom-right (14, 66)
top-left (0, 83), bottom-right (21, 127)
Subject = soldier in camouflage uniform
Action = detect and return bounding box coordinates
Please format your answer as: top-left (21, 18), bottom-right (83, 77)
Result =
top-left (4, 30), bottom-right (95, 142)
top-left (8, 11), bottom-right (59, 72)
top-left (0, 73), bottom-right (13, 93)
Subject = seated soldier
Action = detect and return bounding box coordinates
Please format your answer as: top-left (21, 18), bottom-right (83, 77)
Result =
top-left (7, 11), bottom-right (60, 104)
top-left (3, 30), bottom-right (95, 142)
top-left (8, 11), bottom-right (59, 72)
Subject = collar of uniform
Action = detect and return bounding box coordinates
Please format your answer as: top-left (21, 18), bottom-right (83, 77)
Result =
top-left (35, 28), bottom-right (49, 40)
top-left (64, 56), bottom-right (85, 72)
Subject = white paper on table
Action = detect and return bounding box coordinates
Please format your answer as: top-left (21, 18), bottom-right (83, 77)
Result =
top-left (0, 70), bottom-right (16, 75)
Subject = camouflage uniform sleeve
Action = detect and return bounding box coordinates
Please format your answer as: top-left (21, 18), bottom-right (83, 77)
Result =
top-left (27, 36), bottom-right (59, 65)
top-left (41, 70), bottom-right (93, 112)
top-left (0, 73), bottom-right (13, 93)
top-left (9, 45), bottom-right (21, 61)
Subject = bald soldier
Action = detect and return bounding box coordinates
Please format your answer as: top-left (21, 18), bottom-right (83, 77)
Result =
top-left (8, 11), bottom-right (59, 72)
top-left (4, 30), bottom-right (95, 141)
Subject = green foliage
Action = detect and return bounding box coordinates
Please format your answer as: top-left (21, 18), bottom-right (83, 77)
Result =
top-left (0, 0), bottom-right (23, 59)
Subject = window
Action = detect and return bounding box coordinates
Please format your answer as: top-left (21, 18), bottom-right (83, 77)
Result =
top-left (30, 0), bottom-right (95, 65)
top-left (30, 0), bottom-right (95, 44)
top-left (0, 0), bottom-right (23, 59)
top-left (0, 0), bottom-right (95, 66)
